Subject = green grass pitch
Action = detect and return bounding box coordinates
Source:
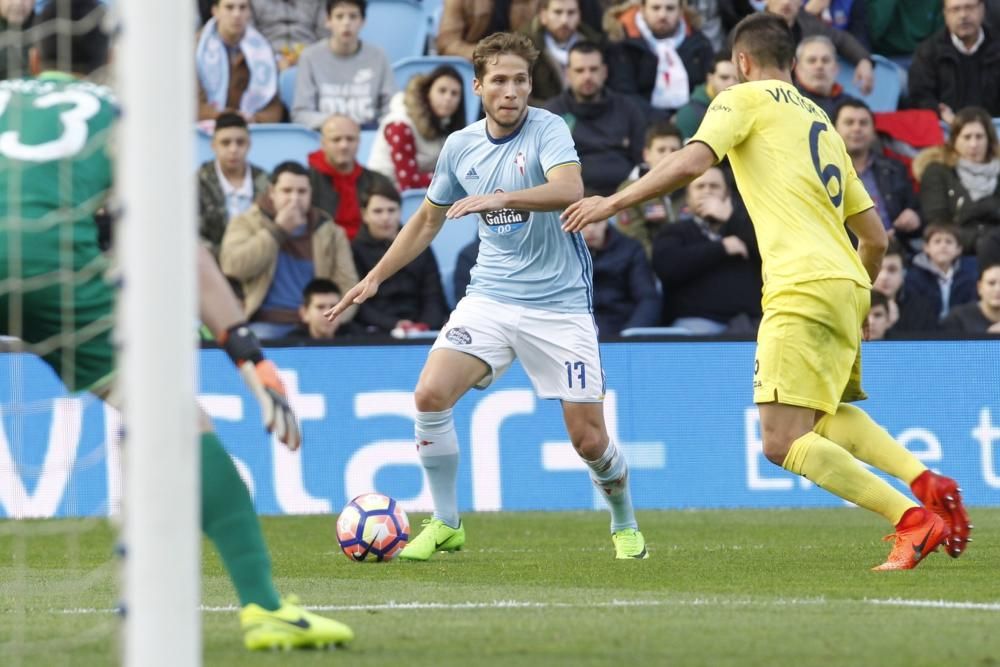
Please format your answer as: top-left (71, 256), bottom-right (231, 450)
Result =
top-left (1, 509), bottom-right (998, 666)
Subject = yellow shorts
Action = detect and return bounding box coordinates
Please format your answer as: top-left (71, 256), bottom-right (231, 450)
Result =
top-left (753, 279), bottom-right (870, 414)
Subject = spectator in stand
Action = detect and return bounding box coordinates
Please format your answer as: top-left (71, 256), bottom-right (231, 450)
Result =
top-left (866, 0), bottom-right (942, 58)
top-left (766, 0), bottom-right (873, 94)
top-left (833, 99), bottom-right (922, 245)
top-left (718, 0), bottom-right (762, 34)
top-left (800, 0), bottom-right (869, 48)
top-left (651, 166), bottom-right (762, 334)
top-left (220, 161), bottom-right (358, 339)
top-left (872, 239), bottom-right (939, 334)
top-left (917, 106), bottom-right (1000, 255)
top-left (942, 261), bottom-right (1000, 333)
top-left (437, 0), bottom-right (539, 59)
top-left (688, 0), bottom-right (725, 50)
top-left (673, 51), bottom-right (737, 139)
top-left (580, 217), bottom-right (661, 335)
top-left (284, 278), bottom-right (361, 340)
top-left (904, 224), bottom-right (978, 320)
top-left (368, 66), bottom-right (466, 192)
top-left (250, 0), bottom-right (329, 70)
top-left (196, 0), bottom-right (283, 123)
top-left (351, 181), bottom-right (448, 335)
top-left (292, 0), bottom-right (395, 129)
top-left (198, 112), bottom-right (271, 259)
top-left (604, 0), bottom-right (716, 118)
top-left (792, 36), bottom-right (849, 117)
top-left (615, 120), bottom-right (684, 258)
top-left (523, 0), bottom-right (605, 105)
top-left (0, 0), bottom-right (33, 80)
top-left (866, 290), bottom-right (891, 340)
top-left (545, 41), bottom-right (646, 196)
top-left (908, 0), bottom-right (1000, 123)
top-left (308, 114), bottom-right (395, 240)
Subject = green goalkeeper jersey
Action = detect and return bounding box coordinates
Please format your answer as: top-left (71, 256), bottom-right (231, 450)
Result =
top-left (0, 71), bottom-right (115, 274)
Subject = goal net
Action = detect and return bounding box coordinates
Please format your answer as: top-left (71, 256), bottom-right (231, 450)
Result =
top-left (0, 1), bottom-right (198, 665)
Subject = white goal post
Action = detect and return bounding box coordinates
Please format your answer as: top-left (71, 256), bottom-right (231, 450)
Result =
top-left (117, 1), bottom-right (200, 665)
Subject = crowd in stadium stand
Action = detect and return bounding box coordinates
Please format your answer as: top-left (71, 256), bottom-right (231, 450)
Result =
top-left (8, 0), bottom-right (1000, 340)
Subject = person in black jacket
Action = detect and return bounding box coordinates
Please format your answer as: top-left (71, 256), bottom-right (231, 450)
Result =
top-left (908, 0), bottom-right (1000, 122)
top-left (651, 166), bottom-right (762, 334)
top-left (904, 224), bottom-right (979, 320)
top-left (872, 239), bottom-right (939, 335)
top-left (580, 218), bottom-right (661, 336)
top-left (766, 0), bottom-right (874, 94)
top-left (351, 182), bottom-right (448, 334)
top-left (605, 0), bottom-right (716, 119)
top-left (942, 261), bottom-right (1000, 333)
top-left (833, 99), bottom-right (923, 249)
top-left (545, 41), bottom-right (647, 196)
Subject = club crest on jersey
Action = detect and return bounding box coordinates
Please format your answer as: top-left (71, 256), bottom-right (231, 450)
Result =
top-left (482, 189), bottom-right (529, 234)
top-left (514, 151), bottom-right (526, 175)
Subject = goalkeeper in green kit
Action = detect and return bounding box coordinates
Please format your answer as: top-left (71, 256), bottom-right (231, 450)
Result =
top-left (0, 0), bottom-right (352, 651)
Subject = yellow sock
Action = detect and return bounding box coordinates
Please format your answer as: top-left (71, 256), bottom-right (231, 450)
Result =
top-left (782, 431), bottom-right (916, 524)
top-left (815, 404), bottom-right (927, 485)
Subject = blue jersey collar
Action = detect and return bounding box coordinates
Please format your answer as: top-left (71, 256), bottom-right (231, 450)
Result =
top-left (485, 109), bottom-right (529, 145)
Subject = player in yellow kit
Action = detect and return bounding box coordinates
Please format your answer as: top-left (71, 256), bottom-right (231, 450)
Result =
top-left (562, 12), bottom-right (972, 571)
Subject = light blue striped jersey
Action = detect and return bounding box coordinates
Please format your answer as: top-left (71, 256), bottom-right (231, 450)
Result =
top-left (426, 106), bottom-right (592, 313)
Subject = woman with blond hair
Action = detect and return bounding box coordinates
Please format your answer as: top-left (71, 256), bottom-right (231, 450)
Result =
top-left (368, 65), bottom-right (467, 192)
top-left (917, 106), bottom-right (1000, 255)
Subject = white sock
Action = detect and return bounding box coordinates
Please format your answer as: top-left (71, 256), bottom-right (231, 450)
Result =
top-left (584, 440), bottom-right (638, 533)
top-left (415, 409), bottom-right (460, 528)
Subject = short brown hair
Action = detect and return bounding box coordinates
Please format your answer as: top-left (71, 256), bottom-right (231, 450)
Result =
top-left (923, 223), bottom-right (961, 245)
top-left (472, 32), bottom-right (539, 81)
top-left (731, 12), bottom-right (795, 71)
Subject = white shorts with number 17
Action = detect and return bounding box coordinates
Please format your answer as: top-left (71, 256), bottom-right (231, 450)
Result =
top-left (430, 295), bottom-right (606, 402)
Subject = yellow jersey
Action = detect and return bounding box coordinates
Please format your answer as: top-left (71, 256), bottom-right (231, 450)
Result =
top-left (690, 79), bottom-right (873, 297)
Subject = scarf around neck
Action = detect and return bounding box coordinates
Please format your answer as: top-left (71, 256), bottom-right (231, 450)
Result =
top-left (196, 17), bottom-right (277, 116)
top-left (635, 12), bottom-right (689, 110)
top-left (956, 157), bottom-right (1000, 202)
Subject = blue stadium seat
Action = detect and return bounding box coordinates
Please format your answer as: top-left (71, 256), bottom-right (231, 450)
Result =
top-left (358, 128), bottom-right (377, 165)
top-left (401, 188), bottom-right (478, 308)
top-left (359, 0), bottom-right (428, 65)
top-left (834, 54), bottom-right (902, 113)
top-left (278, 66), bottom-right (297, 111)
top-left (248, 123), bottom-right (320, 171)
top-left (392, 56), bottom-right (480, 127)
top-left (195, 127), bottom-right (214, 167)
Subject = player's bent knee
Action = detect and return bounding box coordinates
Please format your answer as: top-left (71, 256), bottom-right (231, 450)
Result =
top-left (413, 383), bottom-right (454, 413)
top-left (570, 429), bottom-right (608, 460)
top-left (761, 435), bottom-right (793, 466)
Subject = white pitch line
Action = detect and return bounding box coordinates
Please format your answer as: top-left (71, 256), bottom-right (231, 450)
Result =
top-left (45, 596), bottom-right (1000, 616)
top-left (865, 598), bottom-right (1000, 612)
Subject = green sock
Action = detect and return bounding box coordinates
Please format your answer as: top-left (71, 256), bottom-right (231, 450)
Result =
top-left (200, 432), bottom-right (281, 611)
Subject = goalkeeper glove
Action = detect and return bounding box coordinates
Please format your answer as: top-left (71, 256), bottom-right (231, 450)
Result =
top-left (221, 324), bottom-right (302, 451)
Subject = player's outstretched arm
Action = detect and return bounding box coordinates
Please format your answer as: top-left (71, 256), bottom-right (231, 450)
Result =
top-left (325, 200), bottom-right (448, 322)
top-left (198, 246), bottom-right (302, 451)
top-left (845, 207), bottom-right (888, 283)
top-left (562, 142), bottom-right (716, 232)
top-left (445, 163), bottom-right (584, 219)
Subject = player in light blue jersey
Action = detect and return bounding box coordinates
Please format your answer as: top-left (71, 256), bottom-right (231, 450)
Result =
top-left (327, 32), bottom-right (647, 561)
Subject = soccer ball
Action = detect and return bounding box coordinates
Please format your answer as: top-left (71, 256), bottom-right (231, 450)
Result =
top-left (336, 493), bottom-right (410, 562)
